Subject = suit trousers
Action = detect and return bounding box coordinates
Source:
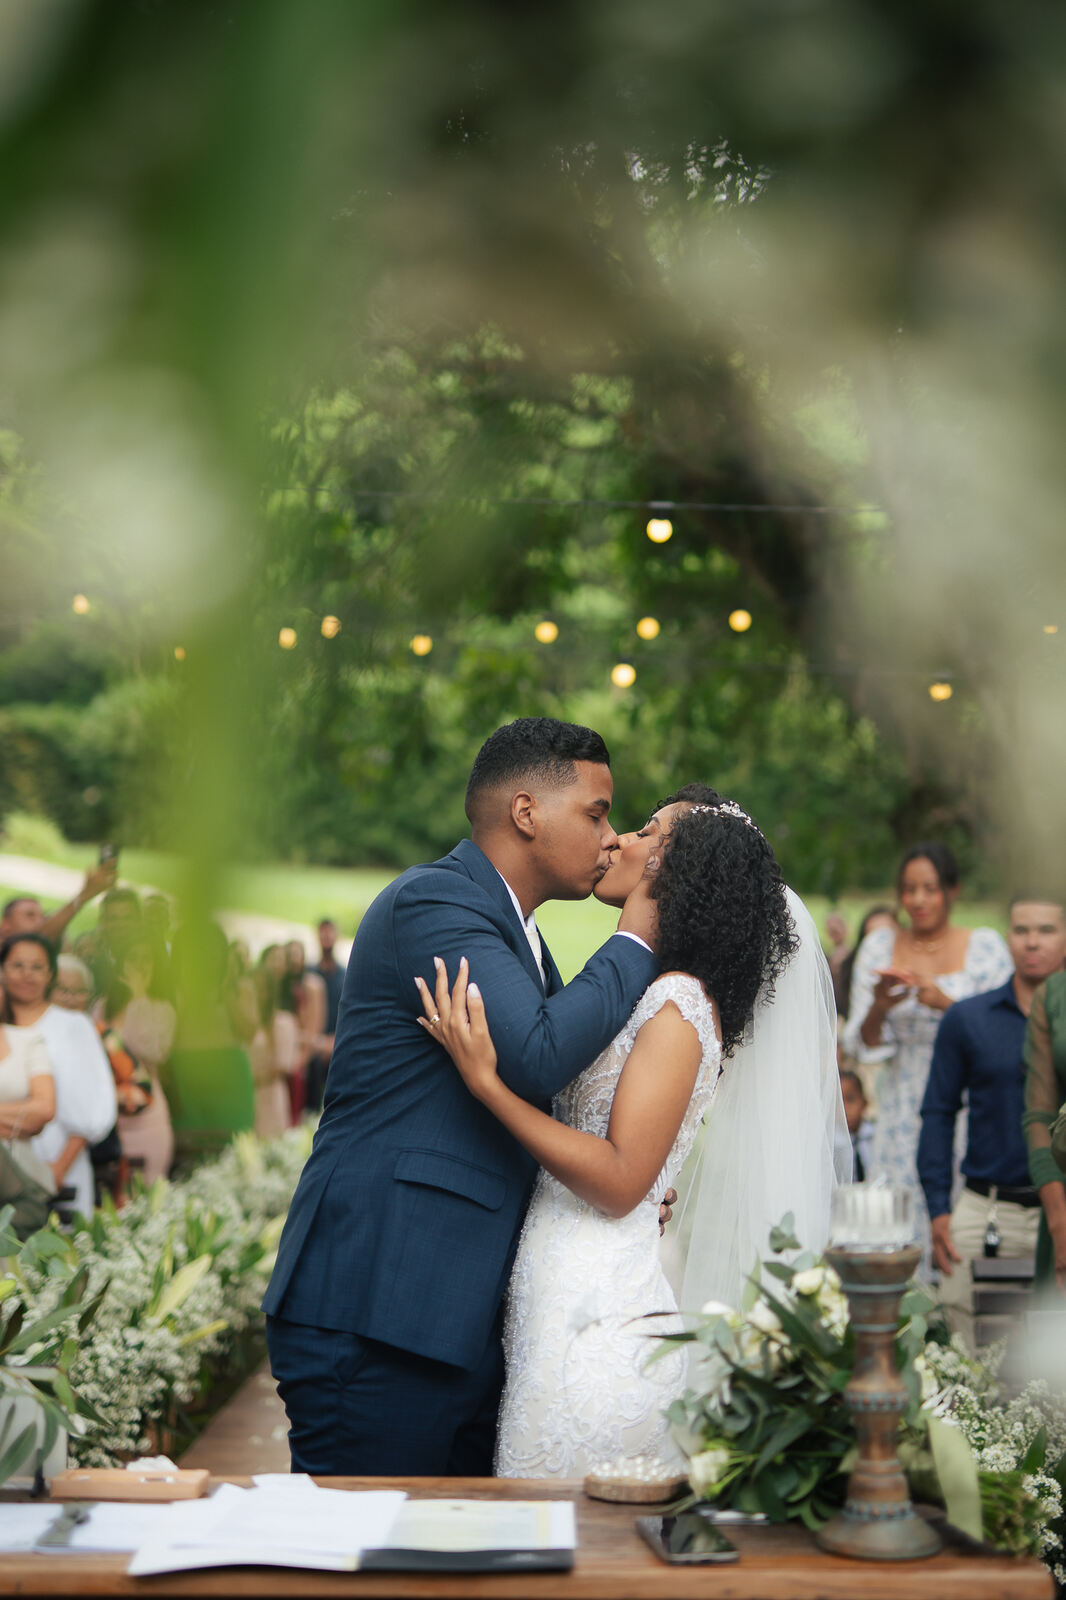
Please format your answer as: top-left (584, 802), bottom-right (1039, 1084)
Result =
top-left (266, 1314), bottom-right (505, 1476)
top-left (936, 1185), bottom-right (1040, 1354)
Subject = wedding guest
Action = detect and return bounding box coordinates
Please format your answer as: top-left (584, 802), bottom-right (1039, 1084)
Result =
top-left (96, 937), bottom-right (176, 1183)
top-left (305, 919), bottom-right (346, 1114)
top-left (0, 857), bottom-right (116, 950)
top-left (839, 1068), bottom-right (873, 1181)
top-left (918, 896), bottom-right (1066, 1346)
top-left (833, 904), bottom-right (899, 1022)
top-left (165, 922), bottom-right (254, 1161)
top-left (142, 894), bottom-right (173, 954)
top-left (52, 955), bottom-right (95, 1013)
top-left (1023, 964), bottom-right (1066, 1295)
top-left (222, 940), bottom-right (258, 1047)
top-left (0, 978), bottom-right (55, 1191)
top-left (844, 844), bottom-right (1011, 1272)
top-left (249, 949), bottom-right (299, 1139)
top-left (89, 888), bottom-right (142, 998)
top-left (0, 934), bottom-right (114, 1216)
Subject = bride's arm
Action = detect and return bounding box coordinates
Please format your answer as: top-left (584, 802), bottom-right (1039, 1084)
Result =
top-left (416, 959), bottom-right (702, 1218)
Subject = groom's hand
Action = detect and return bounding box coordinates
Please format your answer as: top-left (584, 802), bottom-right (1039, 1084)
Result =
top-left (617, 871), bottom-right (659, 949)
top-left (658, 1188), bottom-right (677, 1236)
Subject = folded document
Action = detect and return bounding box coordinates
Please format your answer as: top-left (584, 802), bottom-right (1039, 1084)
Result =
top-left (124, 1482), bottom-right (576, 1576)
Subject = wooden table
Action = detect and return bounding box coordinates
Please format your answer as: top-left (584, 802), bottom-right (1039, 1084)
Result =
top-left (0, 1477), bottom-right (1053, 1598)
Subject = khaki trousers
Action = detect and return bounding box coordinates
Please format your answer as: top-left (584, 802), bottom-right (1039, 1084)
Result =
top-left (937, 1184), bottom-right (1040, 1353)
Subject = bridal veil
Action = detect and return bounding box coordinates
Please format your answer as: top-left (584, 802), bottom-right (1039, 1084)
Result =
top-left (678, 886), bottom-right (852, 1311)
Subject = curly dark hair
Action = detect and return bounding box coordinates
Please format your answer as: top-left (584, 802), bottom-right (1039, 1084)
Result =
top-left (650, 801), bottom-right (798, 1058)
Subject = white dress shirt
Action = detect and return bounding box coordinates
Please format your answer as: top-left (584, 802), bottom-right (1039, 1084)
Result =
top-left (494, 870), bottom-right (653, 989)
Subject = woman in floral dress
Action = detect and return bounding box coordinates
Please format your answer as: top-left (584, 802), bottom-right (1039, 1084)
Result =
top-left (845, 843), bottom-right (1011, 1270)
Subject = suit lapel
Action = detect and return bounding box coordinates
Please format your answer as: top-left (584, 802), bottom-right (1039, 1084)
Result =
top-left (449, 839), bottom-right (546, 992)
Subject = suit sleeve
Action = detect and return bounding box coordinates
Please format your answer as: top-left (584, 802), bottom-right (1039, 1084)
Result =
top-left (393, 878), bottom-right (658, 1103)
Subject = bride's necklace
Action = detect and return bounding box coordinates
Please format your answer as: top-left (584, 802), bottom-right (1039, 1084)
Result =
top-left (906, 929), bottom-right (950, 955)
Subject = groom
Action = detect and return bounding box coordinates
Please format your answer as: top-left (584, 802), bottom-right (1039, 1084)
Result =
top-left (263, 718), bottom-right (660, 1475)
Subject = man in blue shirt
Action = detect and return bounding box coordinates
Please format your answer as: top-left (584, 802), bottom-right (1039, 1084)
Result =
top-left (918, 896), bottom-right (1066, 1350)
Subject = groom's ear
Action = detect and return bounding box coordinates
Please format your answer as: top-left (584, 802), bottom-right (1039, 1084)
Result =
top-left (510, 790), bottom-right (537, 840)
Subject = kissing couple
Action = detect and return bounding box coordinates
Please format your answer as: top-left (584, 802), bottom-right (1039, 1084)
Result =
top-left (264, 717), bottom-right (849, 1479)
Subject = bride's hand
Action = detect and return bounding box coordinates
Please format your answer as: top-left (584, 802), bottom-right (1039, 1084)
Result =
top-left (415, 957), bottom-right (500, 1100)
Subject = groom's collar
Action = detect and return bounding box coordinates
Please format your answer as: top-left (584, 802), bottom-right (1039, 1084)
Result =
top-left (451, 839), bottom-right (533, 923)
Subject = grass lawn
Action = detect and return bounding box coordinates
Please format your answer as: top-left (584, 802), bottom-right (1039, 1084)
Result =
top-left (1, 813), bottom-right (1009, 981)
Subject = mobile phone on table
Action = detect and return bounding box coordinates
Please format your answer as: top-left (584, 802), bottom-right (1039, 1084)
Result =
top-left (637, 1513), bottom-right (739, 1564)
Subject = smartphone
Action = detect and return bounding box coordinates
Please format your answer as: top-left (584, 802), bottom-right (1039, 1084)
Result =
top-left (98, 843), bottom-right (119, 866)
top-left (637, 1513), bottom-right (739, 1565)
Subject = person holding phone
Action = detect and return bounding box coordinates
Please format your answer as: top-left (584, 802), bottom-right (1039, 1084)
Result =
top-left (844, 843), bottom-right (1011, 1273)
top-left (0, 846), bottom-right (119, 953)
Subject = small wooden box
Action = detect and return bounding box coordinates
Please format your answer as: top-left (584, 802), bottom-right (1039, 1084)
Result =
top-left (50, 1466), bottom-right (211, 1501)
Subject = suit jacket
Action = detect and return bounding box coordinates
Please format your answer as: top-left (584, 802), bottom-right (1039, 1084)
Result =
top-left (262, 839), bottom-right (658, 1368)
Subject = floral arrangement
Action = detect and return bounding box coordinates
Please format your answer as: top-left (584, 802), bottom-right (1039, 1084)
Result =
top-left (0, 1124), bottom-right (311, 1471)
top-left (658, 1219), bottom-right (1066, 1577)
top-left (916, 1339), bottom-right (1066, 1578)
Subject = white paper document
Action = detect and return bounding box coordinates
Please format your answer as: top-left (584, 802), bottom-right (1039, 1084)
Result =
top-left (382, 1498), bottom-right (576, 1553)
top-left (0, 1503), bottom-right (62, 1552)
top-left (64, 1503), bottom-right (173, 1552)
top-left (127, 1482), bottom-right (408, 1576)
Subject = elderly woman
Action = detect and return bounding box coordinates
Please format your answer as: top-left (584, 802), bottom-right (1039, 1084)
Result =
top-left (0, 933), bottom-right (115, 1217)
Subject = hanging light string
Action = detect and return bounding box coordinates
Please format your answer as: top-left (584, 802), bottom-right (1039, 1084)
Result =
top-left (335, 488), bottom-right (879, 516)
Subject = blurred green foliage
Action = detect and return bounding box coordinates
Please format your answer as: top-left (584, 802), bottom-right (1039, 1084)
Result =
top-left (1, 0), bottom-right (1063, 896)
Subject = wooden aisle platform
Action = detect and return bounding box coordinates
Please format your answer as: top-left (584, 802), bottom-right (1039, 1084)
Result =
top-left (178, 1363), bottom-right (290, 1475)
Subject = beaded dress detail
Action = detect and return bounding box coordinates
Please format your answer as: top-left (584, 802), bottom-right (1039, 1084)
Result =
top-left (496, 973), bottom-right (722, 1478)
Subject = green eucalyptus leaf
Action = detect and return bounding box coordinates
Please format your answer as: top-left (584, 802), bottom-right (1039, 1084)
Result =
top-left (6, 1301), bottom-right (82, 1356)
top-left (0, 1421), bottom-right (37, 1485)
top-left (763, 1262), bottom-right (794, 1283)
top-left (769, 1214), bottom-right (801, 1254)
top-left (1019, 1426), bottom-right (1047, 1474)
top-left (752, 1407), bottom-right (816, 1476)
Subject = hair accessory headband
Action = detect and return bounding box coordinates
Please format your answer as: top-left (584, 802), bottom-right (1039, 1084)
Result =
top-left (686, 799), bottom-right (761, 834)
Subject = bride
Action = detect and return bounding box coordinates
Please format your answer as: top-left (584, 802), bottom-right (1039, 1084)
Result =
top-left (417, 787), bottom-right (847, 1478)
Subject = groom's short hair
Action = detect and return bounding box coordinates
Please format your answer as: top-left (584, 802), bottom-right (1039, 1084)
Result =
top-left (465, 718), bottom-right (610, 825)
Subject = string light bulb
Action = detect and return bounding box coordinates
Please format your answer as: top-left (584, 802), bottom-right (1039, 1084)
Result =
top-left (173, 646), bottom-right (186, 662)
top-left (928, 682), bottom-right (953, 702)
top-left (728, 609), bottom-right (752, 633)
top-left (534, 620), bottom-right (559, 643)
top-left (636, 616), bottom-right (660, 640)
top-left (1044, 624), bottom-right (1059, 635)
top-left (645, 518), bottom-right (673, 543)
top-left (278, 627), bottom-right (297, 650)
top-left (72, 594), bottom-right (90, 614)
top-left (611, 662), bottom-right (637, 688)
top-left (410, 634), bottom-right (433, 656)
top-left (321, 615), bottom-right (341, 639)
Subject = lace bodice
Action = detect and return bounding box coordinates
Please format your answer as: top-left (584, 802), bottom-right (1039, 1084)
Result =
top-left (496, 972), bottom-right (722, 1477)
top-left (552, 971), bottom-right (722, 1206)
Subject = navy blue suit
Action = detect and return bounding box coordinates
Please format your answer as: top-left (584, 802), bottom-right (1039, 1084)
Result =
top-left (263, 838), bottom-right (657, 1473)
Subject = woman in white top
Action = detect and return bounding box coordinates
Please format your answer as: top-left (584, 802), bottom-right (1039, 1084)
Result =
top-left (1, 933), bottom-right (115, 1216)
top-left (0, 936), bottom-right (58, 1193)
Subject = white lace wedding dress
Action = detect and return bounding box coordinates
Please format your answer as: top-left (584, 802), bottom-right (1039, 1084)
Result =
top-left (496, 973), bottom-right (722, 1478)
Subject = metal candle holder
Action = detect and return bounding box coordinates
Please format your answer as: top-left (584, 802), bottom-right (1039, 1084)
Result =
top-left (816, 1243), bottom-right (941, 1562)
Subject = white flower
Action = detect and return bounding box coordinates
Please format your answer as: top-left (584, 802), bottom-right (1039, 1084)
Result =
top-left (688, 1444), bottom-right (732, 1498)
top-left (747, 1300), bottom-right (782, 1337)
top-left (792, 1267), bottom-right (826, 1296)
top-left (699, 1299), bottom-right (735, 1319)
